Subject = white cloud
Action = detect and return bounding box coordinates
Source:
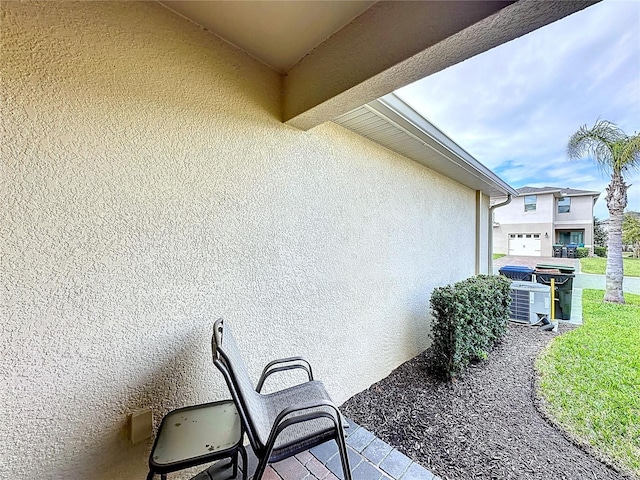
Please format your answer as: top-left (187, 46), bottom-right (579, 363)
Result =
top-left (396, 0), bottom-right (640, 220)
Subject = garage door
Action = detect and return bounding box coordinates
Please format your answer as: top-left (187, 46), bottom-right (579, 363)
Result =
top-left (508, 233), bottom-right (541, 256)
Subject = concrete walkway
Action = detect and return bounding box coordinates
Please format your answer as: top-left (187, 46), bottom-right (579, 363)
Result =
top-left (493, 255), bottom-right (640, 325)
top-left (192, 418), bottom-right (440, 480)
top-left (573, 272), bottom-right (640, 293)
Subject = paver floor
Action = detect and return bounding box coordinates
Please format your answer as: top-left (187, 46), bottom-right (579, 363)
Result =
top-left (191, 419), bottom-right (439, 480)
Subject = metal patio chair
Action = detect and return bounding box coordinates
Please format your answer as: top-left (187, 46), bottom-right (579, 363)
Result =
top-left (211, 318), bottom-right (352, 480)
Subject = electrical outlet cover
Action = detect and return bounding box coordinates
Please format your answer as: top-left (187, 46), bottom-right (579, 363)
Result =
top-left (130, 408), bottom-right (153, 444)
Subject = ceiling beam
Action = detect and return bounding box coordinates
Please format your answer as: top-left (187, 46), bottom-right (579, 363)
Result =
top-left (283, 0), bottom-right (597, 130)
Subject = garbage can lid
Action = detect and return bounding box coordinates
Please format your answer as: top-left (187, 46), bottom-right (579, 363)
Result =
top-left (500, 265), bottom-right (535, 273)
top-left (535, 263), bottom-right (575, 273)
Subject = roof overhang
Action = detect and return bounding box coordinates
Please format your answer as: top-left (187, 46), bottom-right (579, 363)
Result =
top-left (520, 189), bottom-right (600, 198)
top-left (334, 93), bottom-right (518, 198)
top-left (564, 191), bottom-right (601, 198)
top-left (160, 1), bottom-right (598, 130)
top-left (282, 0), bottom-right (597, 129)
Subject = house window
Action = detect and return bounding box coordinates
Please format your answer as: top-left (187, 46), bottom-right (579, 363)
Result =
top-left (524, 195), bottom-right (536, 212)
top-left (558, 231), bottom-right (584, 245)
top-left (558, 196), bottom-right (570, 213)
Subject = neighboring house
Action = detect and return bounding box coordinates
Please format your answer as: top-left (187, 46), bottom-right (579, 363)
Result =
top-left (493, 186), bottom-right (600, 256)
top-left (1, 2), bottom-right (593, 479)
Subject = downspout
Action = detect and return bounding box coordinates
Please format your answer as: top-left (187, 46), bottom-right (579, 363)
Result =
top-left (488, 194), bottom-right (512, 274)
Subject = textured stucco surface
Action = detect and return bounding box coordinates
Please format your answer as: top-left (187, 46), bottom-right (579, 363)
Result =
top-left (1, 2), bottom-right (478, 479)
top-left (494, 194), bottom-right (596, 254)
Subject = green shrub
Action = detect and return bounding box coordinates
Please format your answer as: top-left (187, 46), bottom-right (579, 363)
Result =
top-left (576, 247), bottom-right (589, 258)
top-left (594, 246), bottom-right (607, 257)
top-left (429, 275), bottom-right (511, 380)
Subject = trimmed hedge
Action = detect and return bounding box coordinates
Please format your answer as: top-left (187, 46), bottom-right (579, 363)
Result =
top-left (576, 247), bottom-right (589, 258)
top-left (430, 275), bottom-right (511, 380)
top-left (595, 246), bottom-right (607, 257)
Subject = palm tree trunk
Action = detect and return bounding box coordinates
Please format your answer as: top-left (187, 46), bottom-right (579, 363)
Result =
top-left (604, 171), bottom-right (627, 303)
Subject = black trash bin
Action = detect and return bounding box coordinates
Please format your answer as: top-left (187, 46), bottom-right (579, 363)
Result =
top-left (566, 244), bottom-right (578, 258)
top-left (552, 244), bottom-right (563, 258)
top-left (536, 263), bottom-right (576, 274)
top-left (499, 265), bottom-right (535, 281)
top-left (535, 270), bottom-right (575, 320)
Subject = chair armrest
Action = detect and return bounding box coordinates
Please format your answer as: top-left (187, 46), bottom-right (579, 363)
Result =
top-left (256, 357), bottom-right (314, 393)
top-left (263, 400), bottom-right (345, 455)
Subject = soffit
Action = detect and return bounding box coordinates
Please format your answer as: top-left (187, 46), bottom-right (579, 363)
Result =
top-left (334, 94), bottom-right (517, 198)
top-left (160, 1), bottom-right (375, 73)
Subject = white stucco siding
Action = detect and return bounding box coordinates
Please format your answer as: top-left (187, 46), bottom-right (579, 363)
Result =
top-left (555, 196), bottom-right (596, 246)
top-left (1, 2), bottom-right (479, 479)
top-left (493, 193), bottom-right (596, 253)
top-left (556, 195), bottom-right (596, 223)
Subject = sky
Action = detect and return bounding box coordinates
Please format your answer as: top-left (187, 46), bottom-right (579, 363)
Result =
top-left (396, 0), bottom-right (640, 220)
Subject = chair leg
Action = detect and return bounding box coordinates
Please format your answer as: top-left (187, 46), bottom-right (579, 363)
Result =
top-left (336, 435), bottom-right (352, 480)
top-left (146, 472), bottom-right (154, 480)
top-left (232, 450), bottom-right (238, 478)
top-left (253, 455), bottom-right (270, 480)
top-left (240, 445), bottom-right (248, 480)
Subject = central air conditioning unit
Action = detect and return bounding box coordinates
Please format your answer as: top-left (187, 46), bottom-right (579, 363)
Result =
top-left (509, 281), bottom-right (551, 325)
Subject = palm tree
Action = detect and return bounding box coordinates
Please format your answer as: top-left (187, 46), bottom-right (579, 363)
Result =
top-left (568, 120), bottom-right (640, 303)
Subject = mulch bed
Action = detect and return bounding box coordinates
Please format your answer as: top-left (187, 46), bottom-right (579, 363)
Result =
top-left (341, 323), bottom-right (633, 480)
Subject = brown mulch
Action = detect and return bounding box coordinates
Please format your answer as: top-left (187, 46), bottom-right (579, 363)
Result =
top-left (341, 324), bottom-right (632, 480)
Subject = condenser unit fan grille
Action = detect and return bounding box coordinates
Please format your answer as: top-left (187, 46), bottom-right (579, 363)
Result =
top-left (509, 281), bottom-right (551, 325)
top-left (510, 288), bottom-right (532, 323)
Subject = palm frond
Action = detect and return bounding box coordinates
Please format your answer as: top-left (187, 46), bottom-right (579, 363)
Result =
top-left (616, 133), bottom-right (640, 173)
top-left (567, 120), bottom-right (627, 174)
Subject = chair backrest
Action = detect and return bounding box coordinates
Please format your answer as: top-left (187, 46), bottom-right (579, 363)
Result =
top-left (212, 318), bottom-right (268, 452)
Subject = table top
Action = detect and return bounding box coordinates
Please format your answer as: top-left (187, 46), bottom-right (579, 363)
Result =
top-left (151, 400), bottom-right (242, 468)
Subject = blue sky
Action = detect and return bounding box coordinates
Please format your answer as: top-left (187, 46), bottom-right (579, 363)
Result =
top-left (396, 0), bottom-right (640, 220)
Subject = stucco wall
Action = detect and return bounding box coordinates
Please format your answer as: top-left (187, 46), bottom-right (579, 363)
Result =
top-left (493, 223), bottom-right (555, 256)
top-left (493, 195), bottom-right (554, 255)
top-left (1, 2), bottom-right (479, 479)
top-left (555, 196), bottom-right (596, 246)
top-left (555, 195), bottom-right (595, 224)
top-left (494, 193), bottom-right (555, 224)
top-left (493, 193), bottom-right (596, 253)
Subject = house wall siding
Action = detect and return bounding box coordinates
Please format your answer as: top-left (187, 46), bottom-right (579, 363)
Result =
top-left (555, 195), bottom-right (595, 224)
top-left (1, 2), bottom-right (479, 479)
top-left (555, 196), bottom-right (596, 246)
top-left (493, 195), bottom-right (554, 255)
top-left (493, 192), bottom-right (596, 254)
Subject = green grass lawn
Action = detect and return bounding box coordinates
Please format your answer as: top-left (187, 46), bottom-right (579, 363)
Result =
top-left (493, 253), bottom-right (506, 260)
top-left (580, 256), bottom-right (640, 277)
top-left (536, 289), bottom-right (640, 476)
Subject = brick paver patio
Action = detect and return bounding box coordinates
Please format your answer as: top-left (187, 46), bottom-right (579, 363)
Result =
top-left (192, 418), bottom-right (440, 480)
